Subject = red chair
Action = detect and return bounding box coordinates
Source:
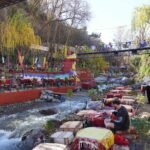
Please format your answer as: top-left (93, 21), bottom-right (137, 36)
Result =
top-left (114, 134), bottom-right (129, 146)
top-left (5, 79), bottom-right (11, 84)
top-left (48, 79), bottom-right (55, 86)
top-left (88, 114), bottom-right (105, 127)
top-left (58, 79), bottom-right (65, 86)
top-left (9, 69), bottom-right (15, 74)
top-left (4, 79), bottom-right (11, 89)
top-left (107, 92), bottom-right (123, 98)
top-left (19, 79), bottom-right (32, 88)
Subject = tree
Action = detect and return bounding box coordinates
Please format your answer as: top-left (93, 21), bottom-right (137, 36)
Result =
top-left (78, 50), bottom-right (108, 76)
top-left (113, 26), bottom-right (127, 50)
top-left (90, 33), bottom-right (101, 39)
top-left (139, 54), bottom-right (150, 79)
top-left (39, 0), bottom-right (91, 52)
top-left (130, 5), bottom-right (150, 80)
top-left (0, 10), bottom-right (41, 53)
top-left (0, 0), bottom-right (92, 68)
top-left (132, 5), bottom-right (150, 41)
top-left (130, 56), bottom-right (141, 73)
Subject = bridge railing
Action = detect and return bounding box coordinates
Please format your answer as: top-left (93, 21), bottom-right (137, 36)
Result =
top-left (100, 40), bottom-right (150, 52)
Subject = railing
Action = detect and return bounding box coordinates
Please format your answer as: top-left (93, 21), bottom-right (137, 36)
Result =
top-left (77, 41), bottom-right (150, 56)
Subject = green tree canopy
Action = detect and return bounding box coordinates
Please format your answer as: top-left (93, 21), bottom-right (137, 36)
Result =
top-left (139, 54), bottom-right (150, 79)
top-left (131, 5), bottom-right (150, 80)
top-left (0, 10), bottom-right (41, 52)
top-left (132, 5), bottom-right (150, 40)
top-left (78, 51), bottom-right (108, 76)
top-left (132, 5), bottom-right (150, 29)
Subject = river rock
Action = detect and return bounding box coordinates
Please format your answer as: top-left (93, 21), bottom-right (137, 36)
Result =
top-left (63, 114), bottom-right (83, 121)
top-left (139, 112), bottom-right (150, 120)
top-left (39, 109), bottom-right (57, 116)
top-left (20, 129), bottom-right (47, 150)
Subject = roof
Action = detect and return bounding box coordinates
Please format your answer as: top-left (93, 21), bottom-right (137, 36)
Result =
top-left (76, 127), bottom-right (113, 142)
top-left (0, 0), bottom-right (25, 9)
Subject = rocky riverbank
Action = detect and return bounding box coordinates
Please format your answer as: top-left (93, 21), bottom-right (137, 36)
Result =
top-left (0, 92), bottom-right (89, 150)
top-left (0, 91), bottom-right (89, 117)
top-left (0, 100), bottom-right (55, 117)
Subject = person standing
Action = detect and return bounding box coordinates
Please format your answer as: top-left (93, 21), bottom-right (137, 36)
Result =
top-left (145, 84), bottom-right (150, 104)
top-left (141, 83), bottom-right (150, 104)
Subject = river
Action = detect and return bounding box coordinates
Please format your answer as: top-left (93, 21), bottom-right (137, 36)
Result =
top-left (0, 92), bottom-right (89, 150)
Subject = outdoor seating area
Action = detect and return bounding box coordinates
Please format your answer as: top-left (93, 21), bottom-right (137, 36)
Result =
top-left (0, 1), bottom-right (150, 150)
top-left (32, 85), bottom-right (140, 150)
top-left (0, 70), bottom-right (78, 92)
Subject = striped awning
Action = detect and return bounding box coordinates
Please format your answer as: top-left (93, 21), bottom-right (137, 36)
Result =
top-left (0, 0), bottom-right (25, 9)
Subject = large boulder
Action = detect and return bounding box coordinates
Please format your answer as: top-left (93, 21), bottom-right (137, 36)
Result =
top-left (39, 109), bottom-right (57, 116)
top-left (20, 129), bottom-right (47, 150)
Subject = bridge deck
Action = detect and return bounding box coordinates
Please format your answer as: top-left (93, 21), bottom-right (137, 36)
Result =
top-left (77, 47), bottom-right (150, 56)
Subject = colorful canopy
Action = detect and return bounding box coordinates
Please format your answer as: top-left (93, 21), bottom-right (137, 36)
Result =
top-left (76, 127), bottom-right (114, 150)
top-left (33, 143), bottom-right (67, 150)
top-left (76, 110), bottom-right (97, 117)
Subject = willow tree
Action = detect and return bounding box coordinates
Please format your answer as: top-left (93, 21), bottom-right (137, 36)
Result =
top-left (131, 5), bottom-right (150, 80)
top-left (130, 54), bottom-right (150, 80)
top-left (138, 54), bottom-right (150, 79)
top-left (132, 5), bottom-right (150, 41)
top-left (0, 11), bottom-right (41, 54)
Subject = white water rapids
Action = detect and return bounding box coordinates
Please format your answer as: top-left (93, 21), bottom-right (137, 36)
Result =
top-left (0, 93), bottom-right (89, 150)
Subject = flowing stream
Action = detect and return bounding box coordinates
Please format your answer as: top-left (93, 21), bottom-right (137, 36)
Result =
top-left (0, 93), bottom-right (89, 150)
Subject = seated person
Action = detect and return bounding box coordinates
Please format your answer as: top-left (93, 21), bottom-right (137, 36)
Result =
top-left (105, 98), bottom-right (130, 132)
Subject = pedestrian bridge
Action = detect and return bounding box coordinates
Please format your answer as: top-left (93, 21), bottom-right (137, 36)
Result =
top-left (77, 46), bottom-right (150, 56)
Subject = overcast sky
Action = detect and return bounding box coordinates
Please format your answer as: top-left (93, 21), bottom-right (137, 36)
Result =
top-left (86, 0), bottom-right (150, 43)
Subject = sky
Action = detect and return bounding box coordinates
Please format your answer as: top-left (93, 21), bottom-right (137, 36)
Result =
top-left (87, 0), bottom-right (150, 43)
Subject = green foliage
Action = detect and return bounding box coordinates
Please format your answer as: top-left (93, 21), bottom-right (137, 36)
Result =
top-left (67, 89), bottom-right (73, 97)
top-left (136, 94), bottom-right (146, 104)
top-left (53, 49), bottom-right (65, 60)
top-left (139, 54), bottom-right (150, 79)
top-left (88, 89), bottom-right (97, 97)
top-left (131, 118), bottom-right (150, 137)
top-left (130, 54), bottom-right (150, 81)
top-left (78, 49), bottom-right (108, 75)
top-left (132, 5), bottom-right (150, 31)
top-left (130, 56), bottom-right (141, 72)
top-left (66, 89), bottom-right (73, 113)
top-left (44, 120), bottom-right (55, 133)
top-left (132, 5), bottom-right (150, 43)
top-left (88, 88), bottom-right (102, 101)
top-left (0, 10), bottom-right (41, 52)
top-left (80, 46), bottom-right (93, 53)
